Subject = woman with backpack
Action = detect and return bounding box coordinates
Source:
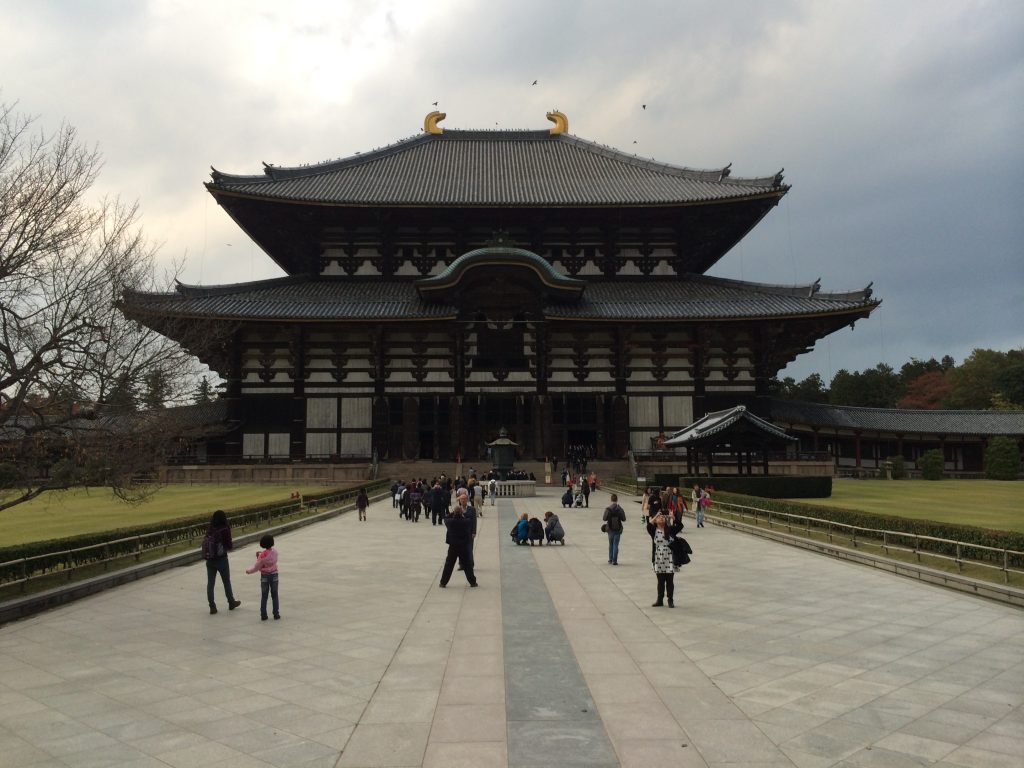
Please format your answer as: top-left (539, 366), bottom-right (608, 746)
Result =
top-left (204, 509), bottom-right (241, 614)
top-left (602, 494), bottom-right (627, 565)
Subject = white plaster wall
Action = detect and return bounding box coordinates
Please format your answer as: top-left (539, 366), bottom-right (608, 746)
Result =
top-left (629, 396), bottom-right (660, 429)
top-left (341, 432), bottom-right (372, 455)
top-left (305, 432), bottom-right (335, 457)
top-left (341, 397), bottom-right (373, 429)
top-left (267, 433), bottom-right (290, 458)
top-left (662, 395), bottom-right (693, 431)
top-left (306, 398), bottom-right (337, 429)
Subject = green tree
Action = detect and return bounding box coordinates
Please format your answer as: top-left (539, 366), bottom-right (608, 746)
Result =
top-left (993, 360), bottom-right (1024, 408)
top-left (984, 437), bottom-right (1021, 480)
top-left (829, 364), bottom-right (900, 407)
top-left (193, 376), bottom-right (214, 404)
top-left (918, 448), bottom-right (944, 480)
top-left (945, 349), bottom-right (1016, 409)
top-left (770, 373), bottom-right (828, 402)
top-left (899, 357), bottom-right (945, 389)
top-left (142, 369), bottom-right (170, 410)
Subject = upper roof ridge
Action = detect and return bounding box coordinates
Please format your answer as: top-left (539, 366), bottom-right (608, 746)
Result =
top-left (209, 126), bottom-right (787, 190)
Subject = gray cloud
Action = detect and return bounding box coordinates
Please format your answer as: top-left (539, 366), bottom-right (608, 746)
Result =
top-left (1, 0), bottom-right (1021, 381)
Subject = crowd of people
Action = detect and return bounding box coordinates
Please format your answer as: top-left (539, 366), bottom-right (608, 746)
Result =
top-left (201, 473), bottom-right (710, 617)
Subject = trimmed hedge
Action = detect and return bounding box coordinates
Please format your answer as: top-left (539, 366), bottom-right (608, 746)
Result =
top-left (714, 491), bottom-right (1024, 568)
top-left (920, 449), bottom-right (944, 480)
top-left (0, 481), bottom-right (389, 585)
top-left (645, 475), bottom-right (832, 498)
top-left (985, 437), bottom-right (1021, 481)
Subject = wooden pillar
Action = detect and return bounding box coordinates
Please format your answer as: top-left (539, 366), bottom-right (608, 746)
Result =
top-left (290, 326), bottom-right (306, 460)
top-left (855, 432), bottom-right (862, 470)
top-left (433, 395), bottom-right (440, 460)
top-left (532, 395), bottom-right (545, 459)
top-left (449, 396), bottom-right (463, 461)
top-left (692, 326), bottom-right (707, 419)
top-left (762, 442), bottom-right (770, 475)
top-left (515, 396), bottom-right (524, 454)
top-left (402, 396), bottom-right (418, 460)
top-left (224, 331), bottom-right (243, 462)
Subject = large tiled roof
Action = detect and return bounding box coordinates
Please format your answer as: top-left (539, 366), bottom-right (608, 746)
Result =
top-left (769, 398), bottom-right (1024, 436)
top-left (120, 274), bottom-right (876, 323)
top-left (207, 130), bottom-right (787, 207)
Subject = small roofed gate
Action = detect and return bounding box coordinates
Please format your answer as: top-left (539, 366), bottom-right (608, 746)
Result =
top-left (665, 405), bottom-right (797, 475)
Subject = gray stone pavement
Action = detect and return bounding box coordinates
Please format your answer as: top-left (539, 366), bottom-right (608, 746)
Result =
top-left (1, 486), bottom-right (1022, 767)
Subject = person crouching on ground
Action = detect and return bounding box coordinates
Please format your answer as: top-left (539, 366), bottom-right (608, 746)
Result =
top-left (511, 512), bottom-right (529, 545)
top-left (527, 516), bottom-right (545, 546)
top-left (440, 506), bottom-right (478, 588)
top-left (245, 534), bottom-right (280, 620)
top-left (544, 511), bottom-right (565, 545)
top-left (647, 513), bottom-right (683, 607)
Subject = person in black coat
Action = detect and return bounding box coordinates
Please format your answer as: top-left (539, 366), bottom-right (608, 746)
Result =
top-left (527, 516), bottom-right (545, 546)
top-left (439, 507), bottom-right (478, 587)
top-left (429, 483), bottom-right (446, 525)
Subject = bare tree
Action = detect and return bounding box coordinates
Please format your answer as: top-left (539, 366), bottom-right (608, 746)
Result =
top-left (0, 101), bottom-right (199, 510)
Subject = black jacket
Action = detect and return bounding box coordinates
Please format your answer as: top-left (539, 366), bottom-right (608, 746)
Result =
top-left (444, 515), bottom-right (474, 546)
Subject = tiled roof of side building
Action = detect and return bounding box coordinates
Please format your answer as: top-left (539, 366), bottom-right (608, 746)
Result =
top-left (206, 129), bottom-right (787, 207)
top-left (120, 275), bottom-right (876, 322)
top-left (769, 398), bottom-right (1024, 437)
top-left (666, 405), bottom-right (796, 446)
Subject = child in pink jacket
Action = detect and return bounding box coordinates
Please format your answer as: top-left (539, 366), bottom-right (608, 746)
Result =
top-left (246, 534), bottom-right (280, 620)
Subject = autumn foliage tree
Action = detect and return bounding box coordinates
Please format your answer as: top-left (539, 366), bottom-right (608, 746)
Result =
top-left (897, 371), bottom-right (952, 409)
top-left (0, 102), bottom-right (198, 510)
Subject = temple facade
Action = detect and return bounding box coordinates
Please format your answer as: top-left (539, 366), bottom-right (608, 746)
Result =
top-left (121, 111), bottom-right (879, 463)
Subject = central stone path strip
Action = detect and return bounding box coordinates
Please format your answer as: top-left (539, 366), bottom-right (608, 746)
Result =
top-left (501, 501), bottom-right (619, 767)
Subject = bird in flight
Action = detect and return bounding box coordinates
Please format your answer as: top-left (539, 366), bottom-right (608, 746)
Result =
top-left (633, 140), bottom-right (637, 144)
top-left (532, 80), bottom-right (538, 85)
top-left (642, 104), bottom-right (646, 110)
top-left (432, 101), bottom-right (438, 106)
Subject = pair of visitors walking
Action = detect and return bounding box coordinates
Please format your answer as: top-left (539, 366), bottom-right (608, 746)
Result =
top-left (203, 510), bottom-right (283, 621)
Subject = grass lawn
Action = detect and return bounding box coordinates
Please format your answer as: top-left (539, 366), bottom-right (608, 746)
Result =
top-left (0, 485), bottom-right (340, 546)
top-left (790, 479), bottom-right (1024, 533)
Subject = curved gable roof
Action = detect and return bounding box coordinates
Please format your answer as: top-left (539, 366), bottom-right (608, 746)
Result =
top-left (416, 246), bottom-right (585, 303)
top-left (207, 129), bottom-right (787, 207)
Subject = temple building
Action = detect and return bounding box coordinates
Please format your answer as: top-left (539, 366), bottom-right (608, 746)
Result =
top-left (120, 111), bottom-right (879, 464)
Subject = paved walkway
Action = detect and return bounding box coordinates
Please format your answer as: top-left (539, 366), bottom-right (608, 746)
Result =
top-left (1, 487), bottom-right (1022, 767)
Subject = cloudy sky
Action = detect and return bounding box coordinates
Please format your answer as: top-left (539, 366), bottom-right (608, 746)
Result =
top-left (3, 0), bottom-right (1022, 381)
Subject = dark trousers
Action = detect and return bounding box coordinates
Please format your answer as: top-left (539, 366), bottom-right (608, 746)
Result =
top-left (440, 544), bottom-right (476, 586)
top-left (206, 556), bottom-right (235, 607)
top-left (656, 572), bottom-right (675, 603)
top-left (431, 508), bottom-right (442, 525)
top-left (260, 573), bottom-right (280, 619)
